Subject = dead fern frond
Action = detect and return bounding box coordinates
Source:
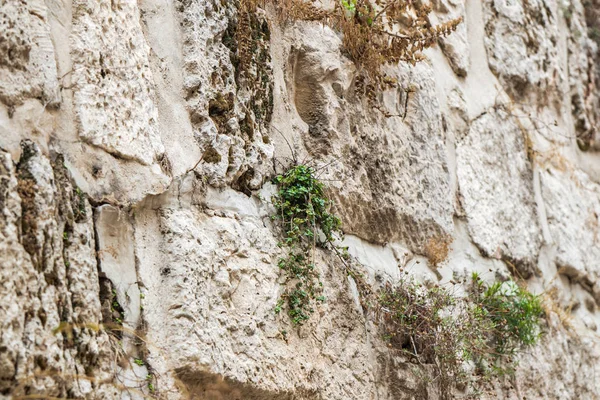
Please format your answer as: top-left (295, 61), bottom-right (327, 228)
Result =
top-left (277, 0), bottom-right (332, 21)
top-left (238, 0), bottom-right (258, 73)
top-left (236, 0), bottom-right (463, 110)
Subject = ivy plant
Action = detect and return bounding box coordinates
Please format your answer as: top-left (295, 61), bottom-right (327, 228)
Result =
top-left (271, 165), bottom-right (342, 324)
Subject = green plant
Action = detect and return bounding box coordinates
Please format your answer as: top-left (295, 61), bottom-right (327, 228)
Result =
top-left (341, 0), bottom-right (356, 12)
top-left (73, 186), bottom-right (87, 221)
top-left (134, 358), bottom-right (144, 367)
top-left (272, 165), bottom-right (341, 243)
top-left (377, 272), bottom-right (544, 395)
top-left (110, 289), bottom-right (125, 327)
top-left (145, 372), bottom-right (156, 393)
top-left (471, 273), bottom-right (543, 356)
top-left (271, 165), bottom-right (342, 324)
top-left (379, 278), bottom-right (477, 393)
top-left (267, 159), bottom-right (543, 392)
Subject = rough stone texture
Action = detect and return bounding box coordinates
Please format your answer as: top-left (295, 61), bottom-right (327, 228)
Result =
top-left (0, 0), bottom-right (60, 107)
top-left (95, 205), bottom-right (141, 331)
top-left (0, 143), bottom-right (116, 398)
top-left (70, 0), bottom-right (165, 165)
top-left (582, 0), bottom-right (600, 150)
top-left (1, 0), bottom-right (600, 398)
top-left (433, 0), bottom-right (470, 77)
top-left (277, 24), bottom-right (454, 253)
top-left (482, 0), bottom-right (561, 98)
top-left (509, 312), bottom-right (600, 399)
top-left (335, 59), bottom-right (455, 252)
top-left (456, 109), bottom-right (541, 276)
top-left (565, 0), bottom-right (600, 151)
top-left (541, 167), bottom-right (600, 290)
top-left (175, 0), bottom-right (274, 189)
top-left (134, 183), bottom-right (378, 399)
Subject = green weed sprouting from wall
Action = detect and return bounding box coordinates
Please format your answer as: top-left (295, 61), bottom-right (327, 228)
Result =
top-left (270, 164), bottom-right (544, 394)
top-left (378, 271), bottom-right (544, 394)
top-left (471, 273), bottom-right (544, 356)
top-left (271, 165), bottom-right (342, 324)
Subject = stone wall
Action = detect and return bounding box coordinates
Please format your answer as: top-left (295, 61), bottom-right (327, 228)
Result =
top-left (1, 0), bottom-right (599, 399)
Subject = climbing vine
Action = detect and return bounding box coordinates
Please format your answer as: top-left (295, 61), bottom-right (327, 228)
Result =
top-left (271, 165), bottom-right (342, 324)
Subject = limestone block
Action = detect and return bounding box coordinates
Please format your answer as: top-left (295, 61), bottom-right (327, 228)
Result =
top-left (482, 0), bottom-right (561, 96)
top-left (0, 142), bottom-right (116, 398)
top-left (285, 24), bottom-right (454, 252)
top-left (134, 192), bottom-right (380, 399)
top-left (456, 109), bottom-right (541, 275)
top-left (0, 0), bottom-right (60, 106)
top-left (71, 0), bottom-right (164, 165)
top-left (541, 167), bottom-right (600, 285)
top-left (95, 205), bottom-right (141, 330)
top-left (433, 0), bottom-right (470, 77)
top-left (176, 0), bottom-right (274, 189)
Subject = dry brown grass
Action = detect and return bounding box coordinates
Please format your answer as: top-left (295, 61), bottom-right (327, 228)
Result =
top-left (239, 0), bottom-right (462, 102)
top-left (540, 286), bottom-right (575, 332)
top-left (423, 234), bottom-right (453, 267)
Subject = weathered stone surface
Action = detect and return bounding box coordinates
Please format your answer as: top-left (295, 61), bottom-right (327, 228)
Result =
top-left (582, 0), bottom-right (600, 150)
top-left (541, 166), bottom-right (600, 287)
top-left (482, 0), bottom-right (561, 97)
top-left (138, 0), bottom-right (204, 177)
top-left (70, 0), bottom-right (164, 165)
top-left (1, 0), bottom-right (600, 398)
top-left (0, 0), bottom-right (60, 106)
top-left (278, 24), bottom-right (454, 253)
top-left (134, 187), bottom-right (380, 400)
top-left (175, 0), bottom-right (274, 189)
top-left (0, 142), bottom-right (116, 398)
top-left (433, 0), bottom-right (470, 76)
top-left (95, 205), bottom-right (141, 331)
top-left (565, 1), bottom-right (600, 151)
top-left (496, 312), bottom-right (600, 399)
top-left (456, 109), bottom-right (541, 275)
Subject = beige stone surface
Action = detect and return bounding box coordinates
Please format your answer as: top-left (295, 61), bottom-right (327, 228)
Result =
top-left (456, 109), bottom-right (541, 275)
top-left (70, 0), bottom-right (164, 165)
top-left (0, 142), bottom-right (116, 398)
top-left (1, 0), bottom-right (600, 398)
top-left (0, 0), bottom-right (60, 107)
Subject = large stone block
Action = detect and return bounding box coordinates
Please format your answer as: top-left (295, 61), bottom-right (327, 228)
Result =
top-left (456, 109), bottom-right (541, 275)
top-left (0, 0), bottom-right (60, 106)
top-left (0, 142), bottom-right (116, 398)
top-left (134, 187), bottom-right (380, 399)
top-left (283, 24), bottom-right (454, 253)
top-left (71, 0), bottom-right (164, 165)
top-left (541, 166), bottom-right (600, 286)
top-left (482, 0), bottom-right (561, 97)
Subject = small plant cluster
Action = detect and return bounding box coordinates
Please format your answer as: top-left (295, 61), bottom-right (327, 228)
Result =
top-left (470, 274), bottom-right (543, 355)
top-left (378, 272), bottom-right (543, 393)
top-left (423, 234), bottom-right (453, 268)
top-left (269, 163), bottom-right (544, 394)
top-left (110, 289), bottom-right (125, 327)
top-left (271, 165), bottom-right (342, 324)
top-left (238, 0), bottom-right (462, 102)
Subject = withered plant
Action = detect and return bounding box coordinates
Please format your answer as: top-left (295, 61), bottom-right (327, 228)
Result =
top-left (238, 0), bottom-right (462, 103)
